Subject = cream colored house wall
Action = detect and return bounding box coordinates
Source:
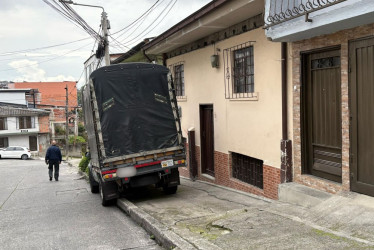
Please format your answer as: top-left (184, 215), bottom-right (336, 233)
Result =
top-left (167, 28), bottom-right (283, 168)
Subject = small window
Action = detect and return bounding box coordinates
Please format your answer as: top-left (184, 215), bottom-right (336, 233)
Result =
top-left (0, 137), bottom-right (8, 148)
top-left (17, 116), bottom-right (35, 129)
top-left (232, 152), bottom-right (263, 189)
top-left (223, 41), bottom-right (256, 99)
top-left (0, 118), bottom-right (7, 130)
top-left (233, 46), bottom-right (254, 93)
top-left (174, 64), bottom-right (185, 97)
top-left (168, 62), bottom-right (186, 100)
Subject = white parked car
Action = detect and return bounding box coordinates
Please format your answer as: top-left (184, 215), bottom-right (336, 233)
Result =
top-left (0, 146), bottom-right (31, 160)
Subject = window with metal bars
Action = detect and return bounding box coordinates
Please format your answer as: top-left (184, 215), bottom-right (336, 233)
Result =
top-left (174, 64), bottom-right (185, 97)
top-left (232, 152), bottom-right (263, 189)
top-left (223, 41), bottom-right (256, 99)
top-left (233, 46), bottom-right (254, 93)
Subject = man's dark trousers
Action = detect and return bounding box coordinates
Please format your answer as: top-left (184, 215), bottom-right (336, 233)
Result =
top-left (49, 160), bottom-right (60, 180)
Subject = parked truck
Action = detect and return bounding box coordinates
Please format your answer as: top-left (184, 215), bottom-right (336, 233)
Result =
top-left (82, 63), bottom-right (186, 206)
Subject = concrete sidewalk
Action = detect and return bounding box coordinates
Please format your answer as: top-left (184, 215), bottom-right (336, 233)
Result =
top-left (67, 158), bottom-right (374, 249)
top-left (117, 178), bottom-right (374, 249)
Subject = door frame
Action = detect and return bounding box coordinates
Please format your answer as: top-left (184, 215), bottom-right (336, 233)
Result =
top-left (199, 104), bottom-right (215, 177)
top-left (349, 35), bottom-right (374, 196)
top-left (301, 46), bottom-right (342, 182)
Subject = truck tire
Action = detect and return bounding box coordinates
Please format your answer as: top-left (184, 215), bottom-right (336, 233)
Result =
top-left (163, 185), bottom-right (178, 195)
top-left (99, 182), bottom-right (115, 206)
top-left (89, 168), bottom-right (99, 193)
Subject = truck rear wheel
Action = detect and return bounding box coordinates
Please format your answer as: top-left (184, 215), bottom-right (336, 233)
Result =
top-left (99, 181), bottom-right (118, 206)
top-left (89, 168), bottom-right (99, 193)
top-left (99, 183), bottom-right (111, 206)
top-left (163, 185), bottom-right (178, 195)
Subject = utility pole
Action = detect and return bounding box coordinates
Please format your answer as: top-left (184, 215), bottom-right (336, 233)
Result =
top-left (60, 0), bottom-right (110, 66)
top-left (65, 85), bottom-right (69, 161)
top-left (101, 11), bottom-right (110, 66)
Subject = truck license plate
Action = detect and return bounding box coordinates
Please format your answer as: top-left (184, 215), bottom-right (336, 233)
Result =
top-left (161, 159), bottom-right (174, 168)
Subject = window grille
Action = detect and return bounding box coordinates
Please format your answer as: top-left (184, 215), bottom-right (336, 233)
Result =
top-left (168, 62), bottom-right (186, 99)
top-left (232, 152), bottom-right (263, 189)
top-left (224, 41), bottom-right (256, 99)
top-left (265, 0), bottom-right (347, 28)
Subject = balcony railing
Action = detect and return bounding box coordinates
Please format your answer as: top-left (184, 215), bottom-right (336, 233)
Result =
top-left (265, 0), bottom-right (347, 28)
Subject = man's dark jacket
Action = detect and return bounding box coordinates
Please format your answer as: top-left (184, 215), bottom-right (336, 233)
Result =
top-left (45, 145), bottom-right (62, 162)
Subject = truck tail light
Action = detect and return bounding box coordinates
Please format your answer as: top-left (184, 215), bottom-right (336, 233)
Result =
top-left (103, 173), bottom-right (117, 179)
top-left (135, 160), bottom-right (161, 168)
top-left (102, 169), bottom-right (117, 175)
top-left (174, 159), bottom-right (185, 165)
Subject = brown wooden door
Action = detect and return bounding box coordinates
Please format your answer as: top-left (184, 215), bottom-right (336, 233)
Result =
top-left (350, 36), bottom-right (374, 196)
top-left (303, 49), bottom-right (342, 182)
top-left (200, 105), bottom-right (214, 176)
top-left (29, 136), bottom-right (37, 151)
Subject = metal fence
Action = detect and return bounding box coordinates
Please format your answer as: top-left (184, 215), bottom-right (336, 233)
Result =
top-left (265, 0), bottom-right (347, 28)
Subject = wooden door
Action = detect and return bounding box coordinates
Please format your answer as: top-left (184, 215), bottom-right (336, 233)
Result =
top-left (302, 49), bottom-right (342, 182)
top-left (200, 105), bottom-right (215, 176)
top-left (350, 36), bottom-right (374, 196)
top-left (29, 136), bottom-right (37, 151)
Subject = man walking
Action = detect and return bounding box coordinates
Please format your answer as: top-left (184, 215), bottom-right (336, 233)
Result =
top-left (45, 140), bottom-right (62, 181)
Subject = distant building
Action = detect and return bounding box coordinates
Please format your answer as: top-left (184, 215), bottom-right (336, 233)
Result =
top-left (0, 89), bottom-right (30, 106)
top-left (0, 103), bottom-right (50, 154)
top-left (10, 81), bottom-right (78, 139)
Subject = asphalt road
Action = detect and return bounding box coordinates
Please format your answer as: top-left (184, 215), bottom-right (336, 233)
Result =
top-left (0, 158), bottom-right (162, 250)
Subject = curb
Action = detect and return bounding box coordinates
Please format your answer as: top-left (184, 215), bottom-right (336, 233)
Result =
top-left (117, 198), bottom-right (197, 250)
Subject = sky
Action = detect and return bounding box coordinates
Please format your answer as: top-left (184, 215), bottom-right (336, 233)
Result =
top-left (0, 0), bottom-right (211, 88)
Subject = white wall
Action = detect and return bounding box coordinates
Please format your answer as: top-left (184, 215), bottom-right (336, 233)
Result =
top-left (0, 92), bottom-right (27, 105)
top-left (0, 116), bottom-right (40, 135)
top-left (8, 135), bottom-right (35, 148)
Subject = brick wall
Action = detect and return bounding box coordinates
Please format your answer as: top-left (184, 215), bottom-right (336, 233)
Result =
top-left (38, 115), bottom-right (50, 133)
top-left (181, 143), bottom-right (281, 199)
top-left (292, 23), bottom-right (374, 194)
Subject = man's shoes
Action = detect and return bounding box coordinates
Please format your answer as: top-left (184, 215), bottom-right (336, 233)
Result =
top-left (49, 177), bottom-right (52, 181)
top-left (55, 178), bottom-right (58, 181)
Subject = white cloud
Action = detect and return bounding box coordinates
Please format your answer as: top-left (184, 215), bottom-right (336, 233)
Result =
top-left (8, 59), bottom-right (76, 82)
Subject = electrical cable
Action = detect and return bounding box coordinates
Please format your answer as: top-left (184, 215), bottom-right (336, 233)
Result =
top-left (0, 42), bottom-right (93, 72)
top-left (0, 37), bottom-right (90, 57)
top-left (111, 0), bottom-right (162, 36)
top-left (118, 0), bottom-right (177, 47)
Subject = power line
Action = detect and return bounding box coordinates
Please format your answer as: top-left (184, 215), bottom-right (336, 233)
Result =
top-left (118, 0), bottom-right (177, 47)
top-left (111, 0), bottom-right (162, 36)
top-left (0, 37), bottom-right (90, 57)
top-left (0, 42), bottom-right (92, 72)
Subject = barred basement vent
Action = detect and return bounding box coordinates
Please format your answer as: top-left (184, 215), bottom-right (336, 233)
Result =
top-left (232, 152), bottom-right (263, 189)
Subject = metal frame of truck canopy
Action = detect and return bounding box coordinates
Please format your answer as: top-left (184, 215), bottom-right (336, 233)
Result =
top-left (85, 63), bottom-right (184, 169)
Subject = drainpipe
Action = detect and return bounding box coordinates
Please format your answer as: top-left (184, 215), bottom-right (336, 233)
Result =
top-left (142, 49), bottom-right (152, 63)
top-left (281, 42), bottom-right (292, 183)
top-left (162, 53), bottom-right (167, 67)
top-left (282, 42), bottom-right (288, 140)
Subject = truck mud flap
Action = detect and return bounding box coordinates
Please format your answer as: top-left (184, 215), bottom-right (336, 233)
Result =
top-left (163, 168), bottom-right (180, 187)
top-left (101, 181), bottom-right (119, 200)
